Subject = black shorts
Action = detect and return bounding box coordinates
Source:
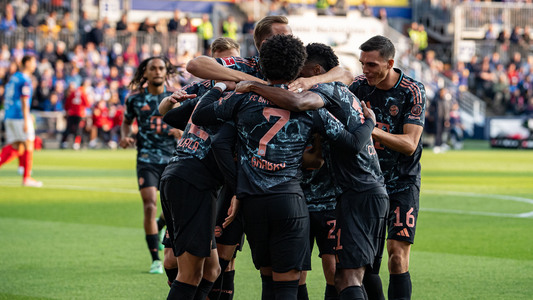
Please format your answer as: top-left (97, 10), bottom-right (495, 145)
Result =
top-left (136, 162), bottom-right (166, 190)
top-left (215, 186), bottom-right (245, 251)
top-left (159, 175), bottom-right (217, 258)
top-left (241, 193), bottom-right (311, 273)
top-left (309, 210), bottom-right (337, 257)
top-left (335, 190), bottom-right (388, 270)
top-left (387, 184), bottom-right (420, 244)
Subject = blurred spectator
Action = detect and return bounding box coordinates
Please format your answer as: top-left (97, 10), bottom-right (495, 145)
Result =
top-left (1, 5), bottom-right (18, 34)
top-left (222, 16), bottom-right (238, 40)
top-left (61, 81), bottom-right (92, 149)
top-left (78, 11), bottom-right (93, 45)
top-left (523, 26), bottom-right (532, 47)
top-left (167, 9), bottom-right (181, 32)
top-left (40, 41), bottom-right (57, 66)
top-left (316, 0), bottom-right (331, 15)
top-left (448, 101), bottom-right (464, 150)
top-left (358, 0), bottom-right (373, 17)
top-left (24, 40), bottom-right (37, 57)
top-left (60, 11), bottom-right (75, 33)
top-left (138, 43), bottom-right (151, 62)
top-left (197, 14), bottom-right (214, 55)
top-left (242, 15), bottom-right (255, 35)
top-left (510, 26), bottom-right (522, 44)
top-left (484, 24), bottom-right (498, 40)
top-left (55, 41), bottom-right (69, 64)
top-left (21, 3), bottom-right (38, 32)
top-left (88, 20), bottom-right (104, 47)
top-left (417, 24), bottom-right (429, 55)
top-left (116, 13), bottom-right (128, 31)
top-left (138, 17), bottom-right (154, 33)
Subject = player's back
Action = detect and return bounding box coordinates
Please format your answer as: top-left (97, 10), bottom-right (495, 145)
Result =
top-left (233, 90), bottom-right (314, 198)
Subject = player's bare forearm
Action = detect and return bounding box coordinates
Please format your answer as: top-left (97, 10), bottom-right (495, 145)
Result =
top-left (237, 81), bottom-right (323, 111)
top-left (372, 124), bottom-right (423, 156)
top-left (119, 120), bottom-right (135, 148)
top-left (186, 56), bottom-right (266, 83)
top-left (288, 66), bottom-right (353, 92)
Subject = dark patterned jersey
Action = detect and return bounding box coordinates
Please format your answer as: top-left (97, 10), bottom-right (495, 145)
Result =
top-left (301, 137), bottom-right (339, 212)
top-left (204, 85), bottom-right (314, 198)
top-left (349, 68), bottom-right (426, 194)
top-left (215, 56), bottom-right (264, 80)
top-left (310, 82), bottom-right (386, 194)
top-left (162, 80), bottom-right (224, 190)
top-left (171, 80), bottom-right (216, 161)
top-left (124, 88), bottom-right (176, 164)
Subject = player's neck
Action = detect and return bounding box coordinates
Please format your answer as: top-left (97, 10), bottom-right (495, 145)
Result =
top-left (376, 68), bottom-right (400, 90)
top-left (21, 69), bottom-right (32, 76)
top-left (147, 83), bottom-right (164, 95)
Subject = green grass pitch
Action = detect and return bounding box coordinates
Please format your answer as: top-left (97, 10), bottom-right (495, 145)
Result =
top-left (1, 141), bottom-right (532, 299)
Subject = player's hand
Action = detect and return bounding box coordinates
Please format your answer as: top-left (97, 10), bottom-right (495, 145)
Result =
top-left (168, 128), bottom-right (183, 139)
top-left (288, 77), bottom-right (315, 93)
top-left (361, 101), bottom-right (376, 125)
top-left (169, 90), bottom-right (197, 103)
top-left (119, 137), bottom-right (135, 149)
top-left (235, 81), bottom-right (256, 93)
top-left (223, 196), bottom-right (239, 228)
top-left (215, 80), bottom-right (237, 91)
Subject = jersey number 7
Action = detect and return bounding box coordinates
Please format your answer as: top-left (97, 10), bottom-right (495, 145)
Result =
top-left (258, 107), bottom-right (290, 156)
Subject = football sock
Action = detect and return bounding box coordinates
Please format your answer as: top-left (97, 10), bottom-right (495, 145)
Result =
top-left (157, 216), bottom-right (166, 231)
top-left (339, 286), bottom-right (365, 300)
top-left (219, 270), bottom-right (235, 300)
top-left (168, 280), bottom-right (196, 300)
top-left (165, 268), bottom-right (178, 287)
top-left (0, 145), bottom-right (17, 167)
top-left (193, 278), bottom-right (214, 300)
top-left (273, 280), bottom-right (299, 300)
top-left (21, 149), bottom-right (33, 179)
top-left (146, 234), bottom-right (160, 261)
top-left (207, 274), bottom-right (223, 300)
top-left (363, 272), bottom-right (385, 300)
top-left (74, 135), bottom-right (81, 145)
top-left (325, 284), bottom-right (339, 300)
top-left (297, 283), bottom-right (309, 300)
top-left (388, 272), bottom-right (411, 300)
top-left (208, 259), bottom-right (231, 300)
top-left (261, 275), bottom-right (274, 300)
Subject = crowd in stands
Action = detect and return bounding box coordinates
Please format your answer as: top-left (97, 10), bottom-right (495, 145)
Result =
top-left (0, 1), bottom-right (256, 149)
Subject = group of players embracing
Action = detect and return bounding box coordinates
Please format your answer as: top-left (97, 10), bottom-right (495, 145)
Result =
top-left (121, 14), bottom-right (426, 300)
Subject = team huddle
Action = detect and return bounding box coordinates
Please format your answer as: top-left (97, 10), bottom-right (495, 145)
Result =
top-left (120, 15), bottom-right (426, 300)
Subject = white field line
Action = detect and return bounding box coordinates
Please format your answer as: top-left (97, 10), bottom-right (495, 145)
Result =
top-left (422, 189), bottom-right (533, 218)
top-left (0, 182), bottom-right (138, 194)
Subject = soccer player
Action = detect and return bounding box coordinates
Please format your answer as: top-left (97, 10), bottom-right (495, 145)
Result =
top-left (191, 34), bottom-right (314, 300)
top-left (349, 35), bottom-right (426, 300)
top-left (233, 51), bottom-right (389, 300)
top-left (298, 43), bottom-right (343, 300)
top-left (0, 55), bottom-right (42, 187)
top-left (158, 37), bottom-right (244, 298)
top-left (119, 56), bottom-right (181, 275)
top-left (186, 15), bottom-right (353, 88)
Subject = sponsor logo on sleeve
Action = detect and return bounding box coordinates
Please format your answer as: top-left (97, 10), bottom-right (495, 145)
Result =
top-left (221, 57), bottom-right (236, 67)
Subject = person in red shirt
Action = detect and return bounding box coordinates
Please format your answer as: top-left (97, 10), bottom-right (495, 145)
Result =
top-left (89, 99), bottom-right (113, 148)
top-left (60, 81), bottom-right (92, 149)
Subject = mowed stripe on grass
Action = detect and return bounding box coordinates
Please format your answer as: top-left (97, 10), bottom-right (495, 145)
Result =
top-left (0, 146), bottom-right (532, 299)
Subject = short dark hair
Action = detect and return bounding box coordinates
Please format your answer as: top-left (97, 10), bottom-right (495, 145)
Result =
top-left (253, 15), bottom-right (288, 51)
top-left (359, 35), bottom-right (395, 60)
top-left (21, 55), bottom-right (35, 67)
top-left (305, 43), bottom-right (339, 72)
top-left (259, 34), bottom-right (306, 82)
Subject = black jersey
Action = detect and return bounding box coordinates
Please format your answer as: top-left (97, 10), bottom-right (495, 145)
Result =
top-left (301, 138), bottom-right (339, 212)
top-left (192, 85), bottom-right (315, 199)
top-left (215, 56), bottom-right (264, 80)
top-left (310, 82), bottom-right (385, 194)
top-left (124, 88), bottom-right (176, 164)
top-left (349, 68), bottom-right (426, 194)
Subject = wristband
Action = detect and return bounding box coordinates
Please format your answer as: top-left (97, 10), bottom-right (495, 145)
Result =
top-left (214, 82), bottom-right (227, 91)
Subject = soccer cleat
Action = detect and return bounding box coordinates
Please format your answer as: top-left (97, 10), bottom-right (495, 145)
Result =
top-left (22, 178), bottom-right (43, 188)
top-left (149, 260), bottom-right (164, 274)
top-left (158, 226), bottom-right (165, 251)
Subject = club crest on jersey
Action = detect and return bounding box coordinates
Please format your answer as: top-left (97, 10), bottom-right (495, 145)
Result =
top-left (221, 57), bottom-right (236, 67)
top-left (389, 105), bottom-right (399, 117)
top-left (22, 86), bottom-right (31, 96)
top-left (411, 104), bottom-right (422, 117)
